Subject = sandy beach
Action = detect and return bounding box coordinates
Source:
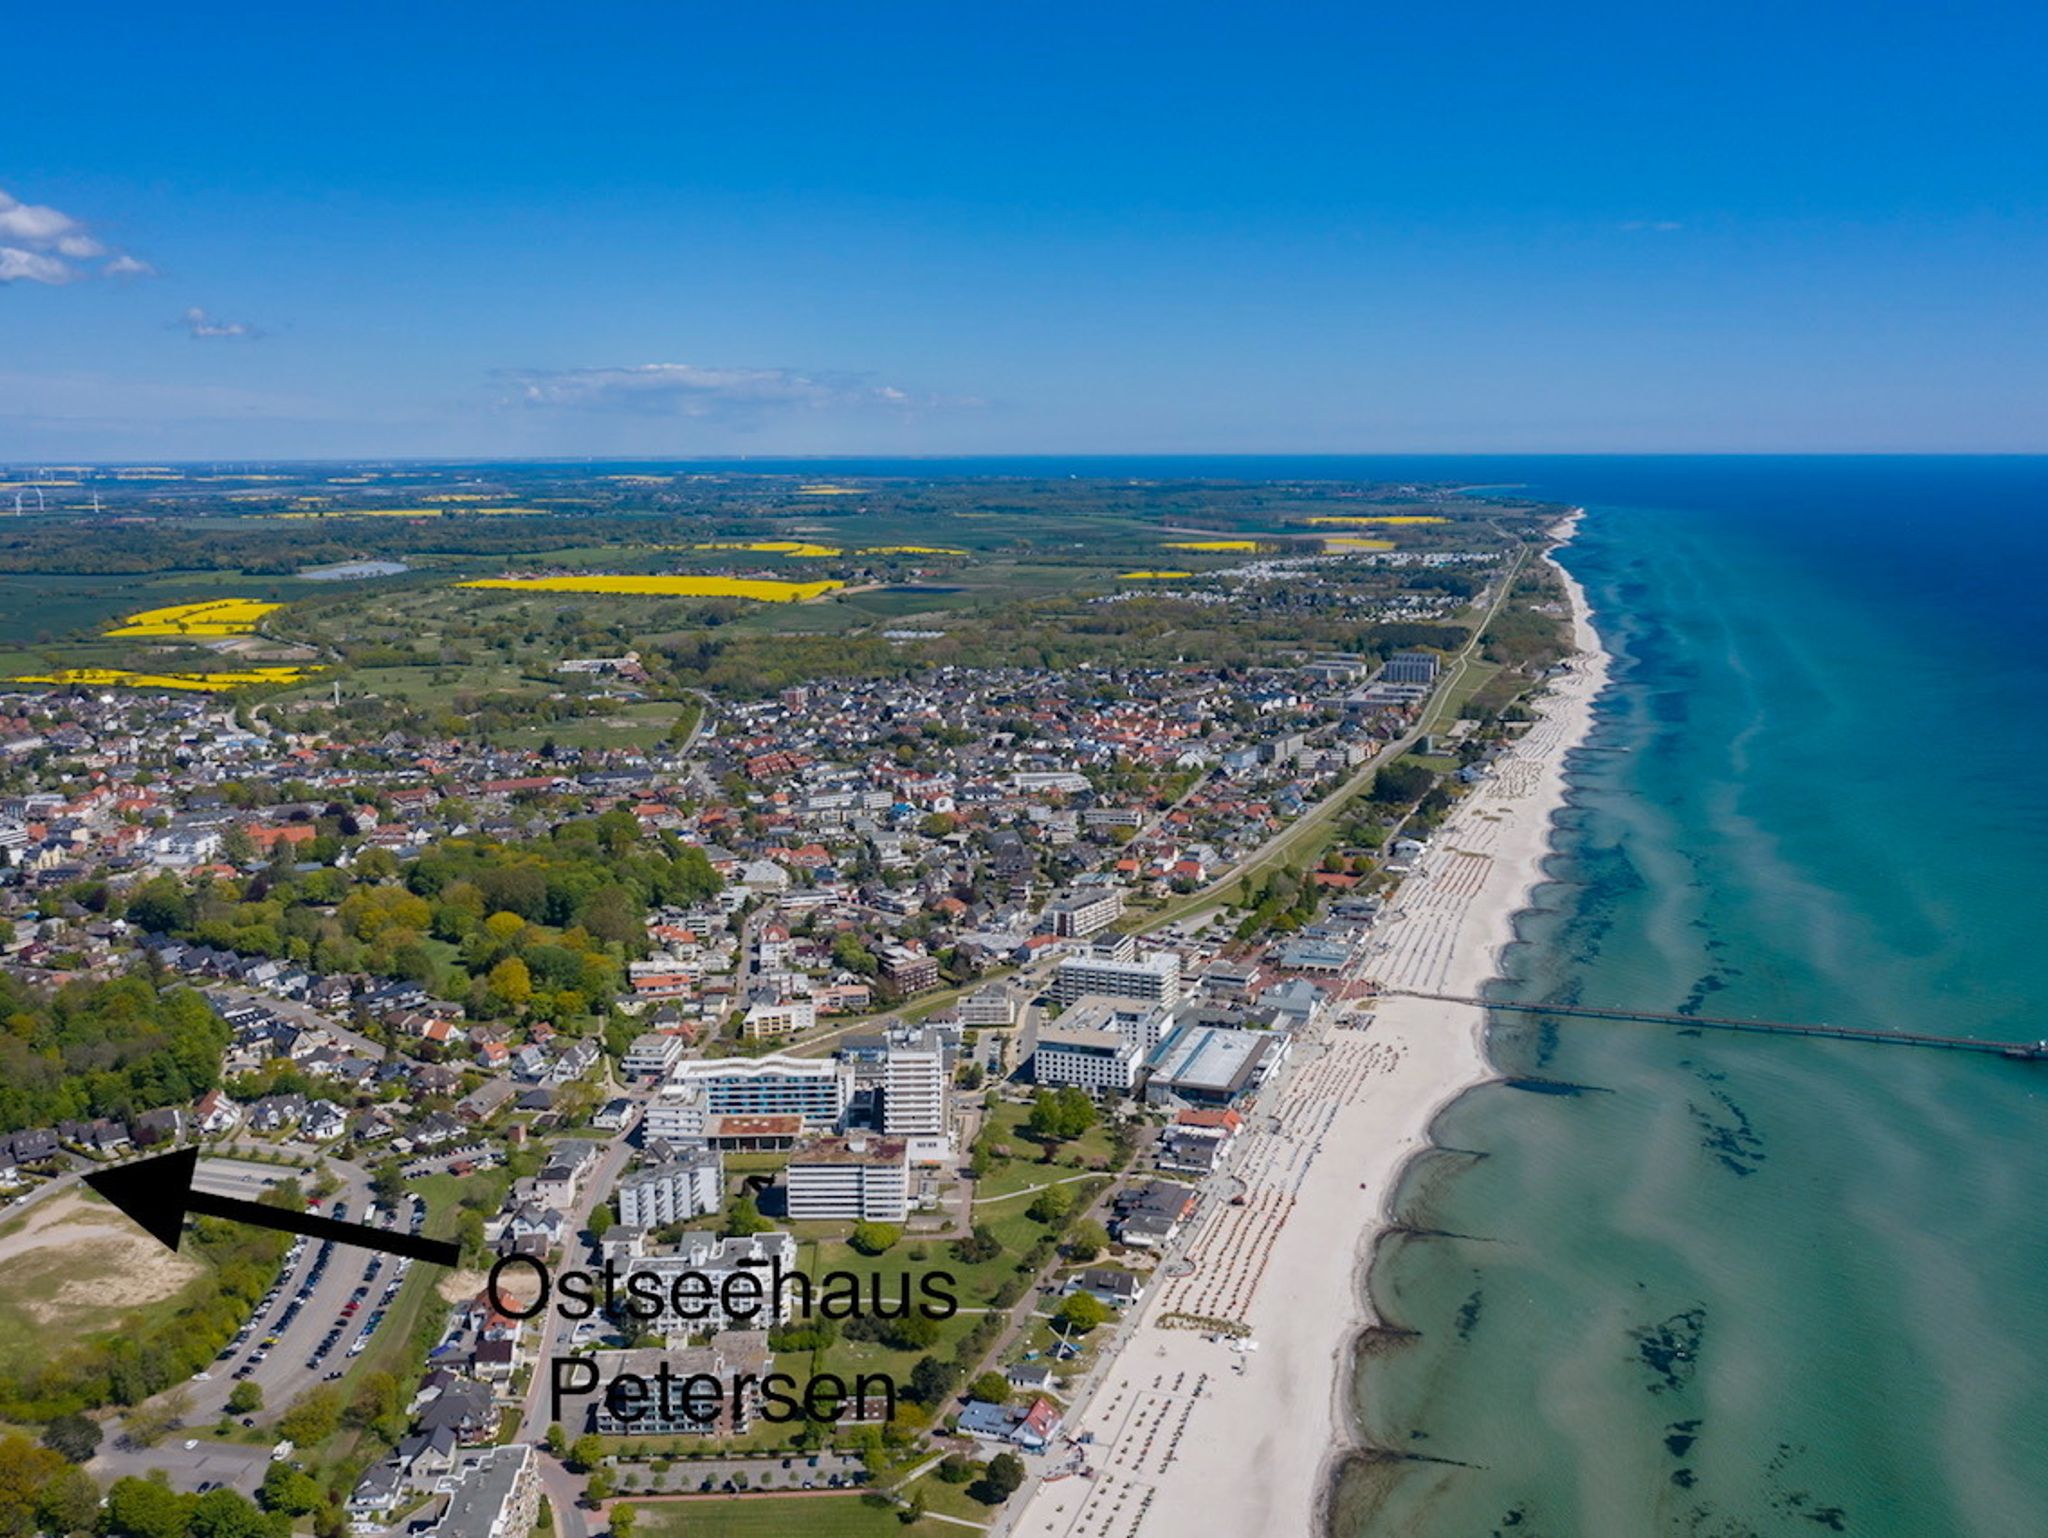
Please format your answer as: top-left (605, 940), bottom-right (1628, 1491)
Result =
top-left (1007, 519), bottom-right (1610, 1538)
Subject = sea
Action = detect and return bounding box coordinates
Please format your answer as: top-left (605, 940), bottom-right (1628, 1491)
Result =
top-left (1316, 457), bottom-right (2048, 1538)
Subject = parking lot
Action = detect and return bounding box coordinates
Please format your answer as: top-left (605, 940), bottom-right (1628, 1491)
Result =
top-left (184, 1186), bottom-right (423, 1423)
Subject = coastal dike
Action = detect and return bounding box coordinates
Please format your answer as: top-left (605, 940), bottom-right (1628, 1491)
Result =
top-left (1008, 517), bottom-right (1610, 1538)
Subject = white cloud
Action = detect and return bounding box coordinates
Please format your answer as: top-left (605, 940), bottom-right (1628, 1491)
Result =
top-left (500, 361), bottom-right (937, 420)
top-left (1619, 219), bottom-right (1684, 233)
top-left (0, 186), bottom-right (148, 284)
top-left (180, 306), bottom-right (261, 340)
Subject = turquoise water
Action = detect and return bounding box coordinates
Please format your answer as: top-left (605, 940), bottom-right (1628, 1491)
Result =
top-left (1335, 460), bottom-right (2048, 1537)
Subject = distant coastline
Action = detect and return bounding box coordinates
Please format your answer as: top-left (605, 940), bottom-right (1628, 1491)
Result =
top-left (1010, 512), bottom-right (1612, 1538)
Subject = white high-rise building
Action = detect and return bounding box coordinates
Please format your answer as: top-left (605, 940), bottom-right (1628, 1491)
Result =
top-left (1052, 949), bottom-right (1182, 1008)
top-left (616, 1147), bottom-right (724, 1227)
top-left (880, 1034), bottom-right (948, 1140)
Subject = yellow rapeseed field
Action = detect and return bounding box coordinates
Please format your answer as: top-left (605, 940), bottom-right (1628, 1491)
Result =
top-left (458, 575), bottom-right (844, 603)
top-left (1304, 515), bottom-right (1448, 526)
top-left (13, 666), bottom-right (315, 693)
top-left (861, 545), bottom-right (967, 556)
top-left (1163, 540), bottom-right (1261, 552)
top-left (105, 598), bottom-right (282, 637)
top-left (693, 541), bottom-right (844, 557)
top-left (1118, 570), bottom-right (1195, 580)
top-left (1324, 536), bottom-right (1396, 550)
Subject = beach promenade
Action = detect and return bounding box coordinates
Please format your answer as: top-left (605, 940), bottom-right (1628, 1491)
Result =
top-left (1005, 527), bottom-right (1609, 1538)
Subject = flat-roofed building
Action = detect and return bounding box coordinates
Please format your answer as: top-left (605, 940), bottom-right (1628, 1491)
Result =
top-left (621, 1031), bottom-right (687, 1079)
top-left (616, 1147), bottom-right (724, 1228)
top-left (660, 1056), bottom-right (850, 1132)
top-left (429, 1444), bottom-right (539, 1538)
top-left (880, 1031), bottom-right (949, 1141)
top-left (1143, 1024), bottom-right (1287, 1108)
top-left (628, 1233), bottom-right (799, 1337)
top-left (1052, 949), bottom-right (1181, 1009)
top-left (1046, 888), bottom-right (1124, 938)
top-left (1033, 1021), bottom-right (1142, 1094)
top-left (1382, 650), bottom-right (1441, 685)
top-left (740, 997), bottom-right (815, 1041)
top-left (585, 1334), bottom-right (773, 1436)
top-left (785, 1133), bottom-right (910, 1222)
top-left (958, 986), bottom-right (1019, 1028)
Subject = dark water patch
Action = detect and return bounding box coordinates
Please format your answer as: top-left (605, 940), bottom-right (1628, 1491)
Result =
top-left (1664, 1418), bottom-right (1700, 1457)
top-left (1687, 1087), bottom-right (1767, 1176)
top-left (1454, 1283), bottom-right (1483, 1341)
top-left (1385, 1221), bottom-right (1505, 1243)
top-left (1502, 1075), bottom-right (1613, 1096)
top-left (1629, 1307), bottom-right (1706, 1393)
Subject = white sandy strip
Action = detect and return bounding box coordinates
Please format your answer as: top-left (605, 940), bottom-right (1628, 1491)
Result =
top-left (1006, 520), bottom-right (1609, 1538)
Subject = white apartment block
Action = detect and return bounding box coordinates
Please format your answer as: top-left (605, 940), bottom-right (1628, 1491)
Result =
top-left (1052, 949), bottom-right (1182, 1008)
top-left (658, 1056), bottom-right (851, 1131)
top-left (1046, 887), bottom-right (1125, 938)
top-left (621, 1031), bottom-right (687, 1079)
top-left (958, 987), bottom-right (1018, 1028)
top-left (785, 1134), bottom-right (911, 1222)
top-left (741, 997), bottom-right (816, 1041)
top-left (616, 1147), bottom-right (724, 1227)
top-left (1033, 1021), bottom-right (1142, 1094)
top-left (880, 1037), bottom-right (949, 1140)
top-left (429, 1445), bottom-right (539, 1538)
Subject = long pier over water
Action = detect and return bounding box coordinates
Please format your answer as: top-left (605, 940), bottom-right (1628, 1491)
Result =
top-left (1376, 989), bottom-right (2048, 1062)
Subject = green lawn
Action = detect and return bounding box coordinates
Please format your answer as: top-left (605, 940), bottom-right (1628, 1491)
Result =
top-left (619, 1494), bottom-right (956, 1536)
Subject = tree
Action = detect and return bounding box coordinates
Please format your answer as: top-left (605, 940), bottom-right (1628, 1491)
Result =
top-left (951, 1226), bottom-right (1002, 1264)
top-left (278, 1387), bottom-right (342, 1446)
top-left (1025, 1186), bottom-right (1071, 1225)
top-left (258, 1463), bottom-right (321, 1516)
top-left (906, 1356), bottom-right (954, 1405)
top-left (1027, 1087), bottom-right (1095, 1144)
top-left (587, 1205), bottom-right (614, 1239)
top-left (544, 1424), bottom-right (567, 1457)
top-left (487, 956), bottom-right (533, 1010)
top-left (39, 1414), bottom-right (100, 1464)
top-left (967, 1371), bottom-right (1012, 1406)
top-left (1064, 1219), bottom-right (1110, 1263)
top-left (568, 1435), bottom-right (605, 1474)
top-left (848, 1220), bottom-right (900, 1256)
top-left (609, 1505), bottom-right (637, 1538)
top-left (124, 1388), bottom-right (192, 1450)
top-left (189, 1487), bottom-right (279, 1538)
top-left (226, 1381), bottom-right (265, 1415)
top-left (1055, 1291), bottom-right (1111, 1333)
top-left (975, 1452), bottom-right (1026, 1504)
top-left (105, 1475), bottom-right (194, 1538)
top-left (583, 1469), bottom-right (615, 1504)
top-left (36, 1465), bottom-right (100, 1536)
top-left (724, 1194), bottom-right (768, 1238)
top-left (0, 1434), bottom-right (66, 1538)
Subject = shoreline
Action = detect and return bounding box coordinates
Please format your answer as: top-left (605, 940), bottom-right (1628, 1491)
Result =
top-left (1006, 513), bottom-right (1611, 1538)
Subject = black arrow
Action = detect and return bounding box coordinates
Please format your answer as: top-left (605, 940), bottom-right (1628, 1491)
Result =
top-left (84, 1148), bottom-right (459, 1266)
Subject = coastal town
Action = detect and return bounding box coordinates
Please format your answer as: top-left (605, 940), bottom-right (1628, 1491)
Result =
top-left (0, 477), bottom-right (1587, 1538)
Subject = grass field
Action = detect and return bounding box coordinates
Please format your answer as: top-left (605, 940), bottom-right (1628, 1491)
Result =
top-left (619, 1494), bottom-right (953, 1537)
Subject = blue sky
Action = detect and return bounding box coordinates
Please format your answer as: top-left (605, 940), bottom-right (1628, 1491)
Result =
top-left (4, 1), bottom-right (2044, 459)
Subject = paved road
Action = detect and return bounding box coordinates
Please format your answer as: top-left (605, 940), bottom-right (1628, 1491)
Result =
top-left (514, 1089), bottom-right (653, 1444)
